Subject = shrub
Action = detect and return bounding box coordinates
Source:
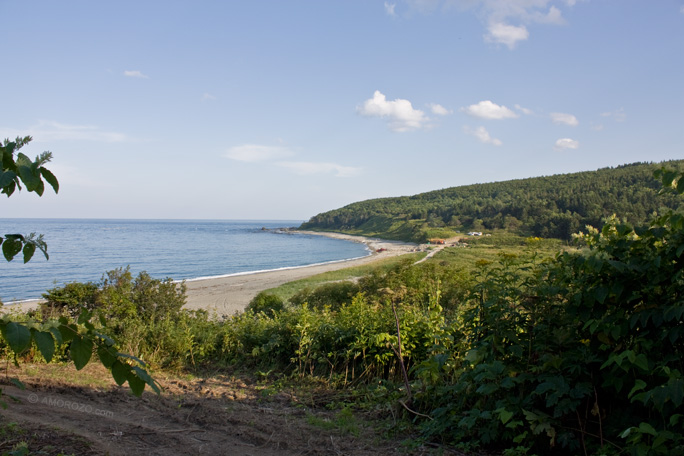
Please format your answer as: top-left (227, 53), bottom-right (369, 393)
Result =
top-left (246, 292), bottom-right (285, 316)
top-left (41, 281), bottom-right (99, 318)
top-left (289, 281), bottom-right (360, 311)
top-left (41, 267), bottom-right (186, 323)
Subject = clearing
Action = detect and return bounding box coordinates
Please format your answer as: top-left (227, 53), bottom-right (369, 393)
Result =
top-left (0, 363), bottom-right (455, 455)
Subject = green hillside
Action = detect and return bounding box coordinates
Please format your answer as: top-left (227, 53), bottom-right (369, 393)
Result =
top-left (300, 160), bottom-right (684, 241)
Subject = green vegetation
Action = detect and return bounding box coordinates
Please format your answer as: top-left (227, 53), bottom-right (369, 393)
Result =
top-left (1, 137), bottom-right (158, 398)
top-left (301, 160), bottom-right (684, 242)
top-left (3, 150), bottom-right (683, 454)
top-left (0, 136), bottom-right (58, 262)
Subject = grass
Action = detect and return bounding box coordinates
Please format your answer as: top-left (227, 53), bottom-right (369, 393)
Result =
top-left (433, 232), bottom-right (571, 268)
top-left (261, 252), bottom-right (426, 302)
top-left (17, 363), bottom-right (114, 390)
top-left (262, 232), bottom-right (568, 304)
top-left (306, 406), bottom-right (361, 436)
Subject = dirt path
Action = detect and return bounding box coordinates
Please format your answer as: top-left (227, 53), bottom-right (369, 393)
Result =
top-left (1, 364), bottom-right (412, 455)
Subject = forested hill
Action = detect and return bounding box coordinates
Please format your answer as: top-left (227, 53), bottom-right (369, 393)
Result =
top-left (300, 160), bottom-right (684, 241)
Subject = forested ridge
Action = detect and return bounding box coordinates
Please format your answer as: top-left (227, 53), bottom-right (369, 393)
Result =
top-left (301, 160), bottom-right (684, 241)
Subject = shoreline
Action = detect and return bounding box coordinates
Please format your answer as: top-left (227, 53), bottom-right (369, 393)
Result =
top-left (182, 231), bottom-right (419, 315)
top-left (3, 231), bottom-right (420, 316)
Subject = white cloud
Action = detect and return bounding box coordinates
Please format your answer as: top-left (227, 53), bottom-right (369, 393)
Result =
top-left (550, 112), bottom-right (579, 126)
top-left (225, 144), bottom-right (360, 178)
top-left (385, 2), bottom-right (397, 16)
top-left (515, 104), bottom-right (533, 115)
top-left (429, 103), bottom-right (452, 115)
top-left (357, 90), bottom-right (429, 132)
top-left (405, 1), bottom-right (573, 48)
top-left (485, 22), bottom-right (529, 48)
top-left (225, 144), bottom-right (294, 163)
top-left (201, 93), bottom-right (217, 101)
top-left (276, 161), bottom-right (362, 178)
top-left (464, 125), bottom-right (502, 146)
top-left (123, 70), bottom-right (149, 79)
top-left (554, 137), bottom-right (579, 151)
top-left (529, 6), bottom-right (565, 24)
top-left (601, 108), bottom-right (626, 122)
top-left (0, 120), bottom-right (128, 143)
top-left (462, 100), bottom-right (519, 120)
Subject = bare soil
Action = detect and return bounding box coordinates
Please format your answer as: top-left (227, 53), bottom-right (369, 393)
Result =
top-left (0, 363), bottom-right (446, 456)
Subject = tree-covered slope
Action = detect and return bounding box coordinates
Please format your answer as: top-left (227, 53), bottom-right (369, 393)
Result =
top-left (300, 160), bottom-right (684, 241)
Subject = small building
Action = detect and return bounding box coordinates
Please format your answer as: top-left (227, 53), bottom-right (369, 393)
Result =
top-left (467, 231), bottom-right (483, 236)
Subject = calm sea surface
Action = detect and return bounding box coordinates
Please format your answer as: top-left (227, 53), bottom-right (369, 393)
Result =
top-left (0, 219), bottom-right (369, 302)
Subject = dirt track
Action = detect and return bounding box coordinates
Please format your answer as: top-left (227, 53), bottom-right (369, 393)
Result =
top-left (1, 364), bottom-right (416, 455)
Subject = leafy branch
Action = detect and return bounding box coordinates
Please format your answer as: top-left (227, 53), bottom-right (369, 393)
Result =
top-left (1, 136), bottom-right (58, 262)
top-left (0, 310), bottom-right (160, 397)
top-left (1, 136), bottom-right (159, 399)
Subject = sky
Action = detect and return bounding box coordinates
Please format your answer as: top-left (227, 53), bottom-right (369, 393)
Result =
top-left (1, 0), bottom-right (682, 221)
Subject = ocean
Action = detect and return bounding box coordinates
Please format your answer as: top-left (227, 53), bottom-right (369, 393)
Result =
top-left (0, 219), bottom-right (370, 303)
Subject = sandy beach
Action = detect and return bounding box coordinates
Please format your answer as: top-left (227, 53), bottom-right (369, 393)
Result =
top-left (3, 232), bottom-right (419, 316)
top-left (183, 232), bottom-right (419, 315)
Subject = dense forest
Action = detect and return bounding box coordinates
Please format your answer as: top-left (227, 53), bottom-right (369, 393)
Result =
top-left (301, 160), bottom-right (684, 241)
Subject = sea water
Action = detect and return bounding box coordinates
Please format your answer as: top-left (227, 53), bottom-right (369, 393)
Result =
top-left (0, 219), bottom-right (370, 303)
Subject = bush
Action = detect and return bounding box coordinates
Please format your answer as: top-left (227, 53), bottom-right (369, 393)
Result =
top-left (414, 214), bottom-right (684, 455)
top-left (289, 281), bottom-right (360, 311)
top-left (246, 292), bottom-right (285, 316)
top-left (41, 281), bottom-right (99, 318)
top-left (41, 267), bottom-right (186, 323)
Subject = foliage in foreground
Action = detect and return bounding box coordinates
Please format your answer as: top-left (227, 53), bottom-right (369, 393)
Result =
top-left (0, 310), bottom-right (160, 398)
top-left (22, 196), bottom-right (682, 454)
top-left (0, 136), bottom-right (58, 263)
top-left (1, 136), bottom-right (158, 398)
top-left (5, 169), bottom-right (682, 454)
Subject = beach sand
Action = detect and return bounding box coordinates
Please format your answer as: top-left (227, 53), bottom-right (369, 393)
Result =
top-left (183, 232), bottom-right (418, 315)
top-left (3, 232), bottom-right (419, 316)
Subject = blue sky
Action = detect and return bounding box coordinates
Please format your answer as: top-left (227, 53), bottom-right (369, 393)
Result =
top-left (1, 0), bottom-right (682, 221)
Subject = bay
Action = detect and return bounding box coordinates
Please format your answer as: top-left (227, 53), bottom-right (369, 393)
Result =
top-left (0, 219), bottom-right (369, 303)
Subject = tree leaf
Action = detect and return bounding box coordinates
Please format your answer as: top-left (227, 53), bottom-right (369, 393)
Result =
top-left (39, 167), bottom-right (59, 194)
top-left (1, 322), bottom-right (31, 354)
top-left (22, 242), bottom-right (36, 263)
top-left (638, 422), bottom-right (657, 436)
top-left (0, 170), bottom-right (16, 188)
top-left (32, 330), bottom-right (55, 363)
top-left (48, 326), bottom-right (63, 345)
top-left (2, 238), bottom-right (22, 261)
top-left (126, 369), bottom-right (146, 397)
top-left (16, 164), bottom-right (42, 194)
top-left (58, 322), bottom-right (77, 343)
top-left (633, 353), bottom-right (649, 372)
top-left (629, 379), bottom-right (647, 400)
top-left (111, 360), bottom-right (129, 386)
top-left (69, 334), bottom-right (93, 370)
top-left (97, 345), bottom-right (117, 368)
top-left (498, 409), bottom-right (514, 425)
top-left (133, 366), bottom-right (161, 394)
